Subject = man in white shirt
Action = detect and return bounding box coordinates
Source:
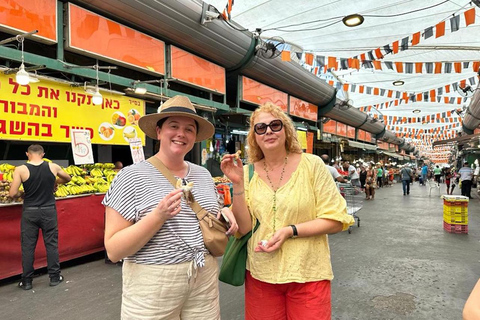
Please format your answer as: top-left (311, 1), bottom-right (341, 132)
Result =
top-left (458, 161), bottom-right (474, 198)
top-left (342, 161), bottom-right (360, 187)
top-left (320, 155), bottom-right (346, 183)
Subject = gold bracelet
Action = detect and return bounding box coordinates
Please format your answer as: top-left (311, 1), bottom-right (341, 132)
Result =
top-left (233, 190), bottom-right (245, 196)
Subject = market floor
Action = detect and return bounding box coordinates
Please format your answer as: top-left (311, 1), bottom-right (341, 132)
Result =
top-left (0, 181), bottom-right (479, 320)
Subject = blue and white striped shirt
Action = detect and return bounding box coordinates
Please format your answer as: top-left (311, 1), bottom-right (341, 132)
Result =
top-left (102, 160), bottom-right (219, 267)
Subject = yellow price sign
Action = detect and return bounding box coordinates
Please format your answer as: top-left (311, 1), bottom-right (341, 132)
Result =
top-left (0, 73), bottom-right (145, 145)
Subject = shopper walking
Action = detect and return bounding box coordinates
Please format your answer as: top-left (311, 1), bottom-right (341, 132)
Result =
top-left (365, 163), bottom-right (376, 200)
top-left (459, 161), bottom-right (474, 199)
top-left (9, 144), bottom-right (71, 290)
top-left (376, 164), bottom-right (383, 188)
top-left (421, 164), bottom-right (428, 186)
top-left (434, 165), bottom-right (442, 184)
top-left (221, 102), bottom-right (354, 320)
top-left (103, 96), bottom-right (238, 320)
top-left (400, 165), bottom-right (413, 196)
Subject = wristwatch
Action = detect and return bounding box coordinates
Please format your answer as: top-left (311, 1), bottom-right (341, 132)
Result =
top-left (289, 225), bottom-right (298, 238)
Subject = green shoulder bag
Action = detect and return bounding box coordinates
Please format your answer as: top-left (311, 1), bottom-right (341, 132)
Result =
top-left (218, 164), bottom-right (259, 286)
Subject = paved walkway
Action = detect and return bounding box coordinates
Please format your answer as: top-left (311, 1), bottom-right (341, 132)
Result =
top-left (1, 181), bottom-right (479, 320)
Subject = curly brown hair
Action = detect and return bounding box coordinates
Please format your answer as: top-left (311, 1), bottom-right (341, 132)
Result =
top-left (246, 102), bottom-right (302, 163)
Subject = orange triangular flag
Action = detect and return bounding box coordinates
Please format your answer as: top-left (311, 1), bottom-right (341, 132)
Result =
top-left (395, 62), bottom-right (404, 73)
top-left (392, 41), bottom-right (399, 54)
top-left (360, 53), bottom-right (366, 62)
top-left (374, 87), bottom-right (380, 95)
top-left (435, 21), bottom-right (445, 38)
top-left (374, 48), bottom-right (384, 59)
top-left (359, 85), bottom-right (365, 93)
top-left (460, 79), bottom-right (466, 88)
top-left (373, 60), bottom-right (382, 70)
top-left (473, 61), bottom-right (480, 72)
top-left (430, 89), bottom-right (436, 101)
top-left (454, 62), bottom-right (462, 73)
top-left (457, 97), bottom-right (462, 104)
top-left (411, 32), bottom-right (421, 46)
top-left (435, 62), bottom-right (442, 74)
top-left (465, 7), bottom-right (476, 26)
top-left (445, 85), bottom-right (450, 93)
top-left (328, 56), bottom-right (338, 70)
top-left (415, 62), bottom-right (423, 73)
top-left (343, 84), bottom-right (349, 92)
top-left (416, 93), bottom-right (422, 102)
top-left (305, 53), bottom-right (314, 65)
top-left (388, 90), bottom-right (393, 98)
top-left (281, 50), bottom-right (291, 61)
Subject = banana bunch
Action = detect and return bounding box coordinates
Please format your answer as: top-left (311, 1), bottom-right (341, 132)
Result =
top-left (54, 185), bottom-right (70, 197)
top-left (106, 172), bottom-right (117, 183)
top-left (0, 163), bottom-right (15, 173)
top-left (71, 176), bottom-right (86, 185)
top-left (64, 165), bottom-right (85, 177)
top-left (94, 182), bottom-right (110, 193)
top-left (103, 163), bottom-right (115, 169)
top-left (90, 168), bottom-right (104, 178)
top-left (2, 171), bottom-right (14, 182)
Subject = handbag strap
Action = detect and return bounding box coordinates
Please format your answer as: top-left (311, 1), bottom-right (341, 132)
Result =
top-left (147, 156), bottom-right (203, 216)
top-left (247, 163), bottom-right (260, 233)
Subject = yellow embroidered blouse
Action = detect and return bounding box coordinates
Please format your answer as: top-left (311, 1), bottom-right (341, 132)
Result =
top-left (243, 153), bottom-right (354, 284)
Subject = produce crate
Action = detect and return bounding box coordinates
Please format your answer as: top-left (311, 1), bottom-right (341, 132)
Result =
top-left (443, 203), bottom-right (468, 215)
top-left (443, 195), bottom-right (469, 202)
top-left (443, 221), bottom-right (468, 234)
top-left (443, 211), bottom-right (468, 225)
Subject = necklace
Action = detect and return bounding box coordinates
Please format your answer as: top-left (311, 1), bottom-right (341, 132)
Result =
top-left (263, 155), bottom-right (288, 232)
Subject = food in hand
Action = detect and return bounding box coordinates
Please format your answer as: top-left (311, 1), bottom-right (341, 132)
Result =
top-left (176, 178), bottom-right (194, 204)
top-left (234, 150), bottom-right (242, 161)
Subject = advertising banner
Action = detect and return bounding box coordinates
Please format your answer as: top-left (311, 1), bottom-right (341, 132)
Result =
top-left (0, 73), bottom-right (145, 145)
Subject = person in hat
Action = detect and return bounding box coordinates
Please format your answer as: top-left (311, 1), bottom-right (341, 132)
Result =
top-left (102, 95), bottom-right (238, 319)
top-left (220, 102), bottom-right (354, 320)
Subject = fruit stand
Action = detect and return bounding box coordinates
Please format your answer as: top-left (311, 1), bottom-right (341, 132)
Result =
top-left (0, 194), bottom-right (105, 280)
top-left (0, 162), bottom-right (117, 280)
top-left (0, 70), bottom-right (146, 280)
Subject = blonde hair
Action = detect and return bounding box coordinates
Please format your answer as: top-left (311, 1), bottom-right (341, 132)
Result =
top-left (247, 102), bottom-right (302, 163)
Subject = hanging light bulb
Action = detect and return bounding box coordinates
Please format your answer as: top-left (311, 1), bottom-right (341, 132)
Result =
top-left (16, 63), bottom-right (30, 85)
top-left (16, 36), bottom-right (29, 85)
top-left (92, 88), bottom-right (103, 105)
top-left (92, 62), bottom-right (103, 105)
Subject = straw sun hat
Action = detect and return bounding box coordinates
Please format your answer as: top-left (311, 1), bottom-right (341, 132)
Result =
top-left (138, 95), bottom-right (215, 142)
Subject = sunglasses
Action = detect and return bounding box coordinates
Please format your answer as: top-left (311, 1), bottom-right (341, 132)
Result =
top-left (254, 119), bottom-right (284, 135)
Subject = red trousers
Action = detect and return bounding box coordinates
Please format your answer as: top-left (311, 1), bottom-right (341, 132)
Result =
top-left (245, 271), bottom-right (331, 320)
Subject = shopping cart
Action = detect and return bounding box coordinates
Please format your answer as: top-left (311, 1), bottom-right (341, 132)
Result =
top-left (337, 182), bottom-right (362, 234)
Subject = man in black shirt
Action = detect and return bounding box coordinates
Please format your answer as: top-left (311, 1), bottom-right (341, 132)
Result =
top-left (9, 145), bottom-right (71, 290)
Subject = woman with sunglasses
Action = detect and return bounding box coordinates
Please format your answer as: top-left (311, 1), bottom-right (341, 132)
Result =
top-left (221, 102), bottom-right (354, 320)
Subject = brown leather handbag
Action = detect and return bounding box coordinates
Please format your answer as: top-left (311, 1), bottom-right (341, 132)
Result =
top-left (147, 157), bottom-right (228, 256)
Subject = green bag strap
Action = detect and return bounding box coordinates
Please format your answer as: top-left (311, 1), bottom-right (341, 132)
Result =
top-left (247, 163), bottom-right (259, 232)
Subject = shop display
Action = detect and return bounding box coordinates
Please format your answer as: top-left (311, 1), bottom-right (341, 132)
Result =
top-left (0, 162), bottom-right (117, 203)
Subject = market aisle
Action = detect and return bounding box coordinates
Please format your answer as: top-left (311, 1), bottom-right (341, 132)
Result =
top-left (0, 181), bottom-right (478, 320)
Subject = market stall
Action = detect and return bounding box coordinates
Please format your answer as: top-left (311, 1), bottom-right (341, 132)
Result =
top-left (0, 194), bottom-right (105, 280)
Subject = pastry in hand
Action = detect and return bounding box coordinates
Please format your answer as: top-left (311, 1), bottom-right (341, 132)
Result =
top-left (176, 178), bottom-right (194, 204)
top-left (234, 150), bottom-right (242, 161)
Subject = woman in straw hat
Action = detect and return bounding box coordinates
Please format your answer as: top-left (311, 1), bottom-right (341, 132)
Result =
top-left (220, 102), bottom-right (354, 320)
top-left (103, 95), bottom-right (238, 320)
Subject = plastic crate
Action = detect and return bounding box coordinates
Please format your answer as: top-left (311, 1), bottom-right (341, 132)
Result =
top-left (443, 221), bottom-right (468, 234)
top-left (443, 200), bottom-right (469, 208)
top-left (443, 212), bottom-right (468, 225)
top-left (443, 204), bottom-right (468, 215)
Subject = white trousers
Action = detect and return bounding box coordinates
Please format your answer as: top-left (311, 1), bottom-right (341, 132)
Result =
top-left (121, 255), bottom-right (220, 320)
